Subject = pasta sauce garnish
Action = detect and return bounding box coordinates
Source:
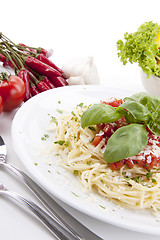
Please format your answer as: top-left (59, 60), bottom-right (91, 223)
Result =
top-left (92, 98), bottom-right (160, 171)
top-left (53, 97), bottom-right (160, 214)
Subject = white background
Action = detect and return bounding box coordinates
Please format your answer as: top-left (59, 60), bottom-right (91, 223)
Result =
top-left (1, 0), bottom-right (160, 239)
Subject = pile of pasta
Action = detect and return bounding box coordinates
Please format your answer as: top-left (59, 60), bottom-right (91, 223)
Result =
top-left (53, 104), bottom-right (160, 214)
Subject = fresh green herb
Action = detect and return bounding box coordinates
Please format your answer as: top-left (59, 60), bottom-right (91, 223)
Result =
top-left (50, 116), bottom-right (58, 126)
top-left (81, 104), bottom-right (123, 128)
top-left (151, 178), bottom-right (157, 183)
top-left (146, 172), bottom-right (153, 179)
top-left (64, 141), bottom-right (70, 147)
top-left (54, 140), bottom-right (65, 146)
top-left (41, 134), bottom-right (49, 141)
top-left (58, 100), bottom-right (61, 104)
top-left (117, 21), bottom-right (160, 78)
top-left (34, 163), bottom-right (38, 166)
top-left (57, 109), bottom-right (63, 114)
top-left (81, 91), bottom-right (160, 163)
top-left (99, 205), bottom-right (106, 209)
top-left (77, 103), bottom-right (84, 107)
top-left (44, 134), bottom-right (49, 138)
top-left (104, 124), bottom-right (148, 163)
top-left (88, 126), bottom-right (96, 131)
top-left (87, 161), bottom-right (92, 165)
top-left (41, 137), bottom-right (46, 141)
top-left (133, 176), bottom-right (140, 183)
top-left (73, 170), bottom-right (79, 175)
top-left (71, 111), bottom-right (76, 116)
top-left (124, 176), bottom-right (130, 181)
top-left (71, 192), bottom-right (79, 197)
top-left (54, 140), bottom-right (69, 147)
top-left (90, 138), bottom-right (94, 143)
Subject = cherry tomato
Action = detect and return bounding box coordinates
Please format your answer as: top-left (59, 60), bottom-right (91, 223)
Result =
top-left (0, 96), bottom-right (3, 114)
top-left (92, 135), bottom-right (103, 147)
top-left (0, 75), bottom-right (26, 111)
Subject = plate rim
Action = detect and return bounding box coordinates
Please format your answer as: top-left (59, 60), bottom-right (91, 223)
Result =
top-left (11, 85), bottom-right (160, 236)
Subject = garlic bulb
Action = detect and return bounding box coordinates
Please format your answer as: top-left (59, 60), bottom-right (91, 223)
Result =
top-left (68, 76), bottom-right (85, 85)
top-left (62, 56), bottom-right (100, 85)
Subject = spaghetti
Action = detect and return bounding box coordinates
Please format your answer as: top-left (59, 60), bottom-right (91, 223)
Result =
top-left (53, 100), bottom-right (160, 214)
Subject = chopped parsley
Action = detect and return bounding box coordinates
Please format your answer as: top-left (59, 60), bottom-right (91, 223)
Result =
top-left (54, 140), bottom-right (70, 147)
top-left (50, 116), bottom-right (58, 126)
top-left (146, 172), bottom-right (153, 179)
top-left (71, 192), bottom-right (79, 197)
top-left (77, 103), bottom-right (84, 108)
top-left (99, 205), bottom-right (106, 209)
top-left (88, 126), bottom-right (96, 131)
top-left (57, 109), bottom-right (63, 114)
top-left (41, 134), bottom-right (49, 141)
top-left (73, 170), bottom-right (79, 175)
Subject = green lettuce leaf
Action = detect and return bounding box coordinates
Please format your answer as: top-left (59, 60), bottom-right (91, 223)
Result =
top-left (117, 21), bottom-right (160, 77)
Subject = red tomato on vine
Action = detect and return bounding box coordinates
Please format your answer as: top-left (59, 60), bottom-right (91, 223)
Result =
top-left (0, 74), bottom-right (26, 111)
top-left (0, 96), bottom-right (3, 114)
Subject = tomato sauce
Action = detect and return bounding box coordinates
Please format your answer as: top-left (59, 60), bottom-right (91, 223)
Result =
top-left (92, 98), bottom-right (160, 171)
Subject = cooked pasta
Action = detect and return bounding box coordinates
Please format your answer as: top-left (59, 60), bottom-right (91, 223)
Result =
top-left (53, 102), bottom-right (160, 214)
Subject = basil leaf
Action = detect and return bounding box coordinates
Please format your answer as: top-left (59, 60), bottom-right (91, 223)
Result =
top-left (124, 92), bottom-right (160, 136)
top-left (103, 124), bottom-right (148, 163)
top-left (81, 104), bottom-right (124, 128)
top-left (124, 92), bottom-right (160, 113)
top-left (119, 101), bottom-right (150, 123)
top-left (147, 118), bottom-right (160, 136)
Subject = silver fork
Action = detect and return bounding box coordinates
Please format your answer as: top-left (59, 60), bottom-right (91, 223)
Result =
top-left (0, 182), bottom-right (76, 240)
top-left (0, 136), bottom-right (103, 240)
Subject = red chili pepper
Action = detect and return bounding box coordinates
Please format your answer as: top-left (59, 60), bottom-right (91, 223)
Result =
top-left (0, 53), bottom-right (6, 62)
top-left (18, 69), bottom-right (32, 101)
top-left (27, 67), bottom-right (52, 93)
top-left (36, 81), bottom-right (50, 92)
top-left (37, 54), bottom-right (63, 74)
top-left (3, 57), bottom-right (20, 70)
top-left (25, 56), bottom-right (62, 81)
top-left (37, 48), bottom-right (53, 58)
top-left (41, 76), bottom-right (56, 89)
top-left (3, 60), bottom-right (14, 69)
top-left (30, 84), bottom-right (40, 96)
top-left (20, 43), bottom-right (26, 47)
top-left (39, 48), bottom-right (48, 56)
top-left (49, 76), bottom-right (68, 87)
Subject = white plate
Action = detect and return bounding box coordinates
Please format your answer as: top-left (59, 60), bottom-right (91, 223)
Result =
top-left (11, 85), bottom-right (160, 236)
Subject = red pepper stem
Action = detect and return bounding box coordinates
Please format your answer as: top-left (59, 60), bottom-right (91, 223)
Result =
top-left (0, 33), bottom-right (16, 48)
top-left (16, 44), bottom-right (37, 56)
top-left (3, 50), bottom-right (18, 72)
top-left (17, 44), bottom-right (38, 51)
top-left (27, 70), bottom-right (39, 84)
top-left (2, 41), bottom-right (24, 71)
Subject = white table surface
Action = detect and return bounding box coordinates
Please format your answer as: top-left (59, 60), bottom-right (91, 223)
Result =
top-left (1, 0), bottom-right (160, 239)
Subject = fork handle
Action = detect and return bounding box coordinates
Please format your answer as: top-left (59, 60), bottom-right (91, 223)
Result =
top-left (4, 162), bottom-right (100, 240)
top-left (3, 190), bottom-right (75, 240)
top-left (3, 162), bottom-right (102, 240)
